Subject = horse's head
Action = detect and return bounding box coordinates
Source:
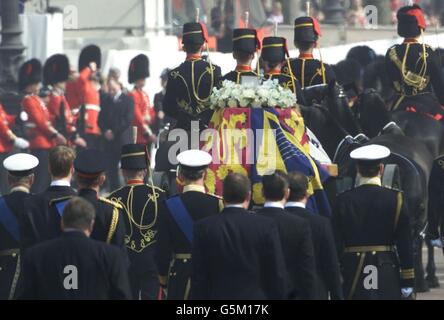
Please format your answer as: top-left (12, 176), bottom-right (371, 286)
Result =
top-left (355, 89), bottom-right (392, 138)
top-left (324, 81), bottom-right (361, 137)
top-left (301, 84), bottom-right (328, 105)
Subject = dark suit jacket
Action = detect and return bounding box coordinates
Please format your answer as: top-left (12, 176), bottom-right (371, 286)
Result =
top-left (17, 231), bottom-right (131, 300)
top-left (191, 207), bottom-right (287, 300)
top-left (286, 206), bottom-right (343, 300)
top-left (98, 92), bottom-right (134, 146)
top-left (22, 185), bottom-right (77, 251)
top-left (257, 206), bottom-right (316, 300)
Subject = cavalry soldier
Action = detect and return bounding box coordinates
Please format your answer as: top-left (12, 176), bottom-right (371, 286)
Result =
top-left (0, 153), bottom-right (38, 299)
top-left (128, 54), bottom-right (156, 145)
top-left (75, 45), bottom-right (102, 149)
top-left (43, 54), bottom-right (86, 148)
top-left (220, 28), bottom-right (261, 84)
top-left (163, 22), bottom-right (221, 132)
top-left (0, 102), bottom-right (29, 195)
top-left (332, 145), bottom-right (414, 300)
top-left (108, 143), bottom-right (166, 300)
top-left (50, 149), bottom-right (126, 250)
top-left (156, 150), bottom-right (223, 300)
top-left (386, 4), bottom-right (444, 118)
top-left (283, 16), bottom-right (335, 88)
top-left (20, 59), bottom-right (67, 193)
top-left (261, 36), bottom-right (306, 105)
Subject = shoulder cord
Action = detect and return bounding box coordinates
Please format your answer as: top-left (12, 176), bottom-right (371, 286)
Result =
top-left (106, 206), bottom-right (119, 244)
top-left (191, 43), bottom-right (214, 103)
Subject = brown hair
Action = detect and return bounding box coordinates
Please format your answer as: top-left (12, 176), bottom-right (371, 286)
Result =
top-left (49, 146), bottom-right (75, 178)
top-left (223, 173), bottom-right (251, 204)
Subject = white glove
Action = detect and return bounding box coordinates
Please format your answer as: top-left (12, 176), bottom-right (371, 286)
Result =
top-left (13, 137), bottom-right (29, 149)
top-left (401, 287), bottom-right (413, 298)
top-left (431, 238), bottom-right (443, 248)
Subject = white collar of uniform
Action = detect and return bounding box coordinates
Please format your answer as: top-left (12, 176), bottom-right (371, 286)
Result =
top-left (356, 176), bottom-right (382, 187)
top-left (50, 179), bottom-right (71, 187)
top-left (225, 204), bottom-right (244, 209)
top-left (264, 201), bottom-right (285, 209)
top-left (10, 185), bottom-right (30, 194)
top-left (183, 184), bottom-right (205, 193)
top-left (285, 201), bottom-right (306, 209)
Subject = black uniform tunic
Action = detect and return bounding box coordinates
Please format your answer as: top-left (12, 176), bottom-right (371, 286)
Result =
top-left (283, 54), bottom-right (336, 88)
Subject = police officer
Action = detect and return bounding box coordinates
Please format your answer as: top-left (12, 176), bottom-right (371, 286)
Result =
top-left (220, 28), bottom-right (261, 84)
top-left (156, 150), bottom-right (223, 300)
top-left (0, 153), bottom-right (38, 299)
top-left (261, 36), bottom-right (306, 105)
top-left (386, 4), bottom-right (444, 117)
top-left (128, 54), bottom-right (155, 144)
top-left (163, 22), bottom-right (221, 132)
top-left (43, 54), bottom-right (86, 148)
top-left (108, 143), bottom-right (166, 300)
top-left (283, 16), bottom-right (335, 88)
top-left (332, 145), bottom-right (414, 300)
top-left (75, 45), bottom-right (102, 149)
top-left (50, 149), bottom-right (126, 250)
top-left (20, 59), bottom-right (67, 193)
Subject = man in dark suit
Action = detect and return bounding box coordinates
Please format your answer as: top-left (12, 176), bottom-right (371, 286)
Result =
top-left (256, 171), bottom-right (316, 300)
top-left (22, 146), bottom-right (77, 251)
top-left (156, 149), bottom-right (222, 300)
top-left (286, 172), bottom-right (343, 300)
top-left (0, 153), bottom-right (38, 300)
top-left (99, 78), bottom-right (135, 191)
top-left (18, 197), bottom-right (131, 299)
top-left (50, 149), bottom-right (127, 250)
top-left (192, 173), bottom-right (287, 300)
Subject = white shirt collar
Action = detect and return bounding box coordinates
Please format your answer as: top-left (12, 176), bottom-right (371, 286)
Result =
top-left (50, 179), bottom-right (71, 187)
top-left (264, 201), bottom-right (285, 209)
top-left (113, 91), bottom-right (122, 102)
top-left (355, 176), bottom-right (382, 187)
top-left (285, 201), bottom-right (306, 209)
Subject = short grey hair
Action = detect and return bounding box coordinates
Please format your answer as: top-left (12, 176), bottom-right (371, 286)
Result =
top-left (62, 197), bottom-right (96, 230)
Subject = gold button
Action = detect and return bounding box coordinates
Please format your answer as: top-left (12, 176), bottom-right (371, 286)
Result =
top-left (183, 259), bottom-right (188, 263)
top-left (356, 252), bottom-right (361, 257)
top-left (12, 253), bottom-right (17, 258)
top-left (372, 251), bottom-right (376, 255)
top-left (0, 267), bottom-right (2, 271)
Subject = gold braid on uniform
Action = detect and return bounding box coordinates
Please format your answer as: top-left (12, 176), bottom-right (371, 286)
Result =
top-left (110, 186), bottom-right (162, 253)
top-left (99, 197), bottom-right (122, 244)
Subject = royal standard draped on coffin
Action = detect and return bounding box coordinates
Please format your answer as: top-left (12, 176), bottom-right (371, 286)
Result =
top-left (201, 80), bottom-right (331, 216)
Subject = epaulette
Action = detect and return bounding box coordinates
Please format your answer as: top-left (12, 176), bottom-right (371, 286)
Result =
top-left (99, 197), bottom-right (123, 209)
top-left (382, 185), bottom-right (403, 193)
top-left (207, 193), bottom-right (223, 200)
top-left (49, 196), bottom-right (73, 206)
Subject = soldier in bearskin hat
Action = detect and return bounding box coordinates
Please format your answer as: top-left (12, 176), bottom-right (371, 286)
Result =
top-left (43, 54), bottom-right (86, 148)
top-left (20, 59), bottom-right (67, 193)
top-left (128, 54), bottom-right (155, 145)
top-left (75, 45), bottom-right (102, 149)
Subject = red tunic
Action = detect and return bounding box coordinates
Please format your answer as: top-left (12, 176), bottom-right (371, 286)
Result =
top-left (0, 104), bottom-right (15, 153)
top-left (47, 91), bottom-right (76, 136)
top-left (77, 68), bottom-right (101, 135)
top-left (129, 88), bottom-right (155, 144)
top-left (22, 95), bottom-right (55, 150)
